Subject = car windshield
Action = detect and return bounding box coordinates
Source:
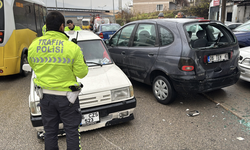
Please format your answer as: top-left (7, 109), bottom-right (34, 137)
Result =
top-left (101, 24), bottom-right (120, 32)
top-left (233, 21), bottom-right (250, 32)
top-left (185, 22), bottom-right (236, 49)
top-left (77, 40), bottom-right (112, 66)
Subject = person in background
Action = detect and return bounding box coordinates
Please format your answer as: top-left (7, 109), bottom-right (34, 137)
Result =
top-left (65, 19), bottom-right (82, 31)
top-left (176, 12), bottom-right (186, 18)
top-left (158, 12), bottom-right (164, 19)
top-left (28, 11), bottom-right (88, 150)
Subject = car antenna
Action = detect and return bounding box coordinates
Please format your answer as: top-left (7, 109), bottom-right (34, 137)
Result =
top-left (71, 31), bottom-right (79, 44)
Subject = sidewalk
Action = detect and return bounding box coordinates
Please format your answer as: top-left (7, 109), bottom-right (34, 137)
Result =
top-left (202, 80), bottom-right (250, 123)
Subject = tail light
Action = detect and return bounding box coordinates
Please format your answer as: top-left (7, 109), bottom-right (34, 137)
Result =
top-left (230, 51), bottom-right (233, 59)
top-left (178, 57), bottom-right (195, 71)
top-left (203, 55), bottom-right (207, 63)
top-left (0, 31), bottom-right (4, 43)
top-left (99, 33), bottom-right (104, 39)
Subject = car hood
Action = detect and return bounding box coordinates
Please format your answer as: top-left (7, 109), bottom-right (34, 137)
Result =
top-left (240, 47), bottom-right (250, 58)
top-left (77, 64), bottom-right (131, 94)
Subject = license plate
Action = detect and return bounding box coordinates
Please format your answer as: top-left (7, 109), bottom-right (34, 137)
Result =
top-left (109, 34), bottom-right (113, 38)
top-left (81, 112), bottom-right (99, 126)
top-left (207, 53), bottom-right (228, 63)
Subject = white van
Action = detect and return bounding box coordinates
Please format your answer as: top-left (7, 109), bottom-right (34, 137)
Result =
top-left (26, 30), bottom-right (136, 139)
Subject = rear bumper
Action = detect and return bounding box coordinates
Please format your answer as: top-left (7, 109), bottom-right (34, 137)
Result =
top-left (170, 69), bottom-right (240, 93)
top-left (31, 98), bottom-right (136, 135)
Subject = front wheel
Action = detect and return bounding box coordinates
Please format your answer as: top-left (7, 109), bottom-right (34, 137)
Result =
top-left (152, 76), bottom-right (176, 105)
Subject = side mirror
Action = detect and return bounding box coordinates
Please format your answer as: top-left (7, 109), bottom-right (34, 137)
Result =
top-left (22, 64), bottom-right (32, 72)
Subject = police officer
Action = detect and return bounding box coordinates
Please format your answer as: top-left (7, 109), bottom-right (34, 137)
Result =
top-left (28, 11), bottom-right (88, 150)
top-left (65, 20), bottom-right (82, 31)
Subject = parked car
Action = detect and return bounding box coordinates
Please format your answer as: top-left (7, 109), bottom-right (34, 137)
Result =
top-left (225, 21), bottom-right (242, 30)
top-left (25, 30), bottom-right (136, 139)
top-left (239, 46), bottom-right (250, 82)
top-left (233, 20), bottom-right (250, 47)
top-left (93, 17), bottom-right (110, 32)
top-left (105, 19), bottom-right (240, 105)
top-left (95, 23), bottom-right (121, 40)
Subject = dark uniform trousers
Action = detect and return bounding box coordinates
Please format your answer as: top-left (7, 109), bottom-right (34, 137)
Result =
top-left (40, 94), bottom-right (82, 150)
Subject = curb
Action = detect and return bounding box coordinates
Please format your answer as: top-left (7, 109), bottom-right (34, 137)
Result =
top-left (202, 93), bottom-right (245, 121)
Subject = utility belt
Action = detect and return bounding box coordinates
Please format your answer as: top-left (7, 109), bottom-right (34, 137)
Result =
top-left (35, 83), bottom-right (83, 105)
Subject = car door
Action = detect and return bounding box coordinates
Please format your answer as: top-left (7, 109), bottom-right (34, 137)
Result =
top-left (125, 23), bottom-right (159, 82)
top-left (108, 24), bottom-right (136, 76)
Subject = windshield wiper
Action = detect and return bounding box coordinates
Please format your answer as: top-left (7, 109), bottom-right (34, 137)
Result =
top-left (86, 61), bottom-right (103, 67)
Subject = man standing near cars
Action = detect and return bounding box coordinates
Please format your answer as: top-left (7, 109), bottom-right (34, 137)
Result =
top-left (158, 12), bottom-right (164, 19)
top-left (28, 11), bottom-right (88, 150)
top-left (65, 19), bottom-right (82, 31)
top-left (176, 12), bottom-right (186, 18)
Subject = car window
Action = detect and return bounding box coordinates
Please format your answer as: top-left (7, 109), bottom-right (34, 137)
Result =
top-left (207, 25), bottom-right (223, 40)
top-left (101, 24), bottom-right (120, 32)
top-left (184, 22), bottom-right (235, 49)
top-left (77, 40), bottom-right (112, 66)
top-left (158, 25), bottom-right (174, 46)
top-left (117, 24), bottom-right (135, 47)
top-left (186, 24), bottom-right (203, 40)
top-left (132, 24), bottom-right (156, 47)
top-left (110, 30), bottom-right (121, 46)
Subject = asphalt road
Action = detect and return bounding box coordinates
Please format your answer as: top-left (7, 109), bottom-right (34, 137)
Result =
top-left (0, 73), bottom-right (250, 150)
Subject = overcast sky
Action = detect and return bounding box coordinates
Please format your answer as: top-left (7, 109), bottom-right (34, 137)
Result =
top-left (43, 0), bottom-right (133, 10)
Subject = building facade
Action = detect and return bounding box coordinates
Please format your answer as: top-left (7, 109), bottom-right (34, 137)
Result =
top-left (133, 0), bottom-right (176, 13)
top-left (209, 0), bottom-right (250, 23)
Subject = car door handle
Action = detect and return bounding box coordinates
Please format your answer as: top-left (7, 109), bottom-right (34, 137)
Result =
top-left (148, 53), bottom-right (154, 57)
top-left (121, 51), bottom-right (125, 55)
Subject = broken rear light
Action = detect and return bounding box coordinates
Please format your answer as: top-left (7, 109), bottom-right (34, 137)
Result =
top-left (178, 57), bottom-right (195, 71)
top-left (230, 51), bottom-right (233, 59)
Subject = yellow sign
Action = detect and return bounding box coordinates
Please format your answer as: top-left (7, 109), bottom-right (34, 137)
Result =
top-left (0, 0), bottom-right (3, 9)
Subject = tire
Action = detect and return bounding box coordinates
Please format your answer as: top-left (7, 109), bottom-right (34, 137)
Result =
top-left (20, 53), bottom-right (29, 77)
top-left (152, 76), bottom-right (176, 105)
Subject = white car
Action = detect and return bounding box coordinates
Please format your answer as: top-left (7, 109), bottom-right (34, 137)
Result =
top-left (239, 46), bottom-right (250, 82)
top-left (26, 30), bottom-right (136, 139)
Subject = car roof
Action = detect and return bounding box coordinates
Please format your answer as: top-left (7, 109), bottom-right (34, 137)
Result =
top-left (65, 30), bottom-right (101, 41)
top-left (100, 23), bottom-right (120, 26)
top-left (127, 18), bottom-right (219, 24)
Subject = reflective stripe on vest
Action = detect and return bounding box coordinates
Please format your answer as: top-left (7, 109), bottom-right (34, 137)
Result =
top-left (29, 57), bottom-right (74, 64)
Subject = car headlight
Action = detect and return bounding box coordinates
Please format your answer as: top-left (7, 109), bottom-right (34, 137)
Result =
top-left (30, 101), bottom-right (41, 115)
top-left (111, 86), bottom-right (134, 101)
top-left (241, 58), bottom-right (250, 66)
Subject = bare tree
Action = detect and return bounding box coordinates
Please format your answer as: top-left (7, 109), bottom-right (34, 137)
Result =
top-left (175, 0), bottom-right (189, 8)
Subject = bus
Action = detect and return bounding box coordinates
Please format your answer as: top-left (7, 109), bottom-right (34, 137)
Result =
top-left (82, 18), bottom-right (90, 30)
top-left (0, 0), bottom-right (46, 76)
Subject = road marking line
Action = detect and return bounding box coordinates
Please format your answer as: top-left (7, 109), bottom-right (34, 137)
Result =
top-left (98, 132), bottom-right (122, 150)
top-left (202, 93), bottom-right (244, 120)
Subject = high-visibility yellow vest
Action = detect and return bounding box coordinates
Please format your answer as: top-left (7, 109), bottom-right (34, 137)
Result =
top-left (64, 25), bottom-right (82, 31)
top-left (28, 31), bottom-right (88, 91)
